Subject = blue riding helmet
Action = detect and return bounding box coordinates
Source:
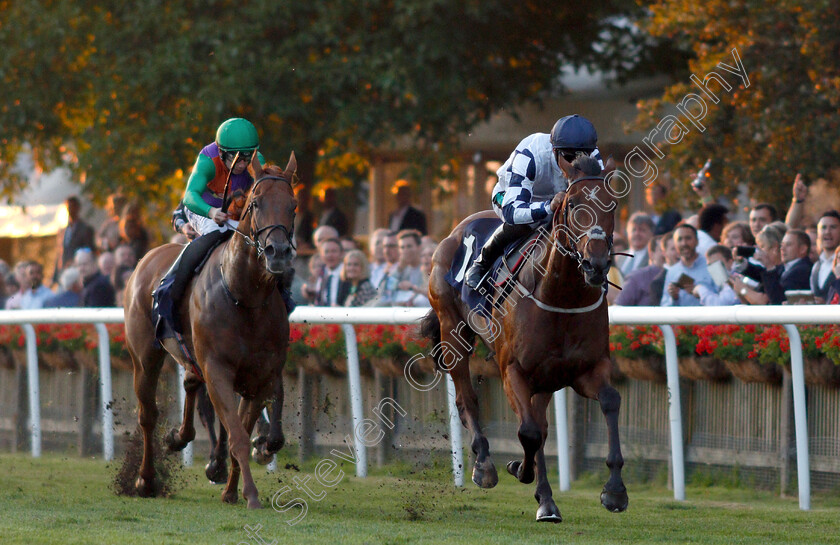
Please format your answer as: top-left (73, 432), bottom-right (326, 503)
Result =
top-left (550, 114), bottom-right (598, 155)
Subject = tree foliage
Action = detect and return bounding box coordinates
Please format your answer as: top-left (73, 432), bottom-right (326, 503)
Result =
top-left (0, 0), bottom-right (675, 214)
top-left (634, 0), bottom-right (840, 209)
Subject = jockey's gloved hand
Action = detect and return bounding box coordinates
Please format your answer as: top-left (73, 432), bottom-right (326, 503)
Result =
top-left (550, 191), bottom-right (566, 212)
top-left (208, 207), bottom-right (229, 225)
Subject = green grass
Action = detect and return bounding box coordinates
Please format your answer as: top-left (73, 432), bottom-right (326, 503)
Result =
top-left (1, 451), bottom-right (840, 545)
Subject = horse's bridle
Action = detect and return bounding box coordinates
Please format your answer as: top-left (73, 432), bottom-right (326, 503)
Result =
top-left (233, 174), bottom-right (297, 259)
top-left (552, 175), bottom-right (614, 272)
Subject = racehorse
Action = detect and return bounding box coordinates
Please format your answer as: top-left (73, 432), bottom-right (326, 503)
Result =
top-left (124, 154), bottom-right (298, 508)
top-left (422, 154), bottom-right (627, 522)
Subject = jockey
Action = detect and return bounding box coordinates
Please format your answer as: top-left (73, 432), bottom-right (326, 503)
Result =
top-left (159, 118), bottom-right (295, 321)
top-left (183, 117), bottom-right (265, 234)
top-left (465, 114), bottom-right (604, 289)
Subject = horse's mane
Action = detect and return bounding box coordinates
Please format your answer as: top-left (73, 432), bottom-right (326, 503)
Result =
top-left (571, 156), bottom-right (601, 176)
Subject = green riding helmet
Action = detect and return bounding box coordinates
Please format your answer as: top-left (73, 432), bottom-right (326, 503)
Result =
top-left (215, 118), bottom-right (260, 152)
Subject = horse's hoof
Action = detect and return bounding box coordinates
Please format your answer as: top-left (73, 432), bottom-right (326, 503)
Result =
top-left (246, 496), bottom-right (264, 509)
top-left (600, 486), bottom-right (629, 513)
top-left (536, 501), bottom-right (563, 523)
top-left (164, 428), bottom-right (186, 452)
top-left (135, 476), bottom-right (158, 498)
top-left (506, 460), bottom-right (534, 484)
top-left (250, 436), bottom-right (273, 465)
top-left (267, 433), bottom-right (285, 452)
top-left (222, 490), bottom-right (239, 504)
top-left (205, 459), bottom-right (228, 484)
top-left (471, 458), bottom-right (498, 489)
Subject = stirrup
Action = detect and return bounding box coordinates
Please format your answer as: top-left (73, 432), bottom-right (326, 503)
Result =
top-left (465, 263), bottom-right (490, 290)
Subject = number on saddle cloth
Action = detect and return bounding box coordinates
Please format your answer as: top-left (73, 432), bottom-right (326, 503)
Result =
top-left (152, 229), bottom-right (233, 340)
top-left (446, 218), bottom-right (505, 317)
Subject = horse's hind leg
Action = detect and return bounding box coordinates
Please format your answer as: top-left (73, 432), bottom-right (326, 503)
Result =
top-left (197, 384), bottom-right (227, 484)
top-left (132, 349), bottom-right (166, 497)
top-left (503, 365), bottom-right (541, 486)
top-left (439, 315), bottom-right (497, 489)
top-left (531, 392), bottom-right (562, 522)
top-left (165, 369), bottom-right (201, 451)
top-left (574, 364), bottom-right (628, 513)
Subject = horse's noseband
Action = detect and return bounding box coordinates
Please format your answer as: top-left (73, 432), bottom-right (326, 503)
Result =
top-left (237, 175), bottom-right (297, 259)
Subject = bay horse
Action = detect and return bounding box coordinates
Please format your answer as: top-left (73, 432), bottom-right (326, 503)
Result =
top-left (423, 154), bottom-right (627, 522)
top-left (124, 154), bottom-right (298, 508)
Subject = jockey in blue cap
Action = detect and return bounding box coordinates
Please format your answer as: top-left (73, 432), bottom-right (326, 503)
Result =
top-left (465, 114), bottom-right (604, 289)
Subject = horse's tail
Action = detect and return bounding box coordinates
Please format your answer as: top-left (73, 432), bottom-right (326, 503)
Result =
top-left (419, 308), bottom-right (442, 349)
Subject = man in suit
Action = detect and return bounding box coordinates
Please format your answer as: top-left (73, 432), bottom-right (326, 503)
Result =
top-left (318, 187), bottom-right (349, 237)
top-left (810, 211), bottom-right (840, 302)
top-left (75, 248), bottom-right (116, 307)
top-left (780, 230), bottom-right (814, 291)
top-left (54, 196), bottom-right (95, 284)
top-left (388, 180), bottom-right (427, 235)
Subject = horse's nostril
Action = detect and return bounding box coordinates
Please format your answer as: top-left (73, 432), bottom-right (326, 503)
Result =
top-left (263, 245), bottom-right (276, 259)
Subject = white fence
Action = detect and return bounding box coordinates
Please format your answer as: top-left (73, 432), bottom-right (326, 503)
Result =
top-left (2, 305), bottom-right (839, 511)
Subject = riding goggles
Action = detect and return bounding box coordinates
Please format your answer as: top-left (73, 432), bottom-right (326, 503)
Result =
top-left (221, 149), bottom-right (255, 164)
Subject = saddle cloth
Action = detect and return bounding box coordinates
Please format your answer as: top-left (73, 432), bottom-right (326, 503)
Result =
top-left (444, 218), bottom-right (543, 318)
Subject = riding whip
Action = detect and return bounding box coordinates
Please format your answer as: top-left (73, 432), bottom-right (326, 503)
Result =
top-left (220, 151), bottom-right (240, 214)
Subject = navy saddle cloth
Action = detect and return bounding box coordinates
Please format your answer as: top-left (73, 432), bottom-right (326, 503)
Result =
top-left (444, 217), bottom-right (537, 319)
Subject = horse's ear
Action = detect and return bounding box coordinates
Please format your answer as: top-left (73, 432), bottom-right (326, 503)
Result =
top-left (603, 156), bottom-right (616, 177)
top-left (556, 151), bottom-right (576, 180)
top-left (285, 151), bottom-right (298, 185)
top-left (249, 152), bottom-right (264, 180)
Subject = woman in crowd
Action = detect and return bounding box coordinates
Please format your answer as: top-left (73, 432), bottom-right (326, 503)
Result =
top-left (721, 221), bottom-right (755, 249)
top-left (339, 250), bottom-right (377, 307)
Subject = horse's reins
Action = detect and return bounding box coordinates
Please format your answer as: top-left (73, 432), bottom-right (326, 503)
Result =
top-left (519, 175), bottom-right (613, 314)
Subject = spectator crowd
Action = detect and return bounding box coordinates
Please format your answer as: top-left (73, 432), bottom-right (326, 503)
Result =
top-left (612, 173), bottom-right (840, 308)
top-left (1, 194), bottom-right (148, 310)
top-left (7, 170), bottom-right (840, 314)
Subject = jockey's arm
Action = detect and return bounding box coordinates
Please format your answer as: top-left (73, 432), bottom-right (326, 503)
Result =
top-left (499, 152), bottom-right (550, 225)
top-left (183, 154), bottom-right (218, 217)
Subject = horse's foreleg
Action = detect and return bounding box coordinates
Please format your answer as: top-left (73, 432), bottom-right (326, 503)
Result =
top-left (205, 363), bottom-right (262, 509)
top-left (598, 383), bottom-right (628, 512)
top-left (165, 369), bottom-right (201, 451)
top-left (574, 365), bottom-right (628, 513)
top-left (252, 371), bottom-right (285, 465)
top-left (132, 352), bottom-right (164, 498)
top-left (503, 364), bottom-right (540, 485)
top-left (197, 384), bottom-right (227, 484)
top-left (531, 392), bottom-right (562, 522)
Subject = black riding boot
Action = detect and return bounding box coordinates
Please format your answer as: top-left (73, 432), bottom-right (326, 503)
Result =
top-left (465, 222), bottom-right (532, 289)
top-left (153, 229), bottom-right (229, 336)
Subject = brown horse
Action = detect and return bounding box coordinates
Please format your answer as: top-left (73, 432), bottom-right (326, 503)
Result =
top-left (124, 154), bottom-right (298, 508)
top-left (423, 154), bottom-right (627, 522)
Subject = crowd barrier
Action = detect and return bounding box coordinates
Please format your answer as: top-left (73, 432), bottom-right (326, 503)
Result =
top-left (1, 305), bottom-right (838, 511)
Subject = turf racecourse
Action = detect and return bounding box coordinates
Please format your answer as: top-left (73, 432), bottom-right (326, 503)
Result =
top-left (2, 453), bottom-right (839, 545)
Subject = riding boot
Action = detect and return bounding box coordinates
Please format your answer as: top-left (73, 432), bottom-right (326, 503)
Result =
top-left (465, 222), bottom-right (532, 289)
top-left (154, 229), bottom-right (228, 335)
top-left (170, 229), bottom-right (229, 308)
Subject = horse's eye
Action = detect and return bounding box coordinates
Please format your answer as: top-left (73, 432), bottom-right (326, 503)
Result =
top-left (252, 202), bottom-right (259, 210)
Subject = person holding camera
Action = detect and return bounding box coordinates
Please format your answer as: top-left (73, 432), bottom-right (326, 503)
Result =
top-left (731, 223), bottom-right (802, 305)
